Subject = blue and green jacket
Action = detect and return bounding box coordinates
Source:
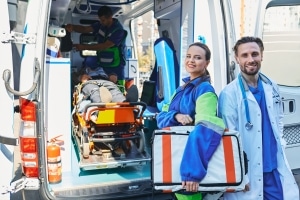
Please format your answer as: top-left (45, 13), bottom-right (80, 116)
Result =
top-left (156, 76), bottom-right (225, 182)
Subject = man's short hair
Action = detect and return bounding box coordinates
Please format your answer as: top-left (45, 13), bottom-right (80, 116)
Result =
top-left (233, 36), bottom-right (264, 56)
top-left (98, 6), bottom-right (113, 18)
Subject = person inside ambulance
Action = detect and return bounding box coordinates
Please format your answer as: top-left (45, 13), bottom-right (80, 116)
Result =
top-left (70, 56), bottom-right (109, 96)
top-left (73, 73), bottom-right (138, 118)
top-left (73, 73), bottom-right (126, 121)
top-left (82, 56), bottom-right (109, 80)
top-left (65, 6), bottom-right (127, 92)
top-left (72, 55), bottom-right (138, 103)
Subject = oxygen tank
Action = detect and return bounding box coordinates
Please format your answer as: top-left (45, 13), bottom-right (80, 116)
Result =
top-left (47, 136), bottom-right (62, 184)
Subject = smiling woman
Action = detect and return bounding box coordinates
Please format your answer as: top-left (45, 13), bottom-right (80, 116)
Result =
top-left (156, 42), bottom-right (226, 199)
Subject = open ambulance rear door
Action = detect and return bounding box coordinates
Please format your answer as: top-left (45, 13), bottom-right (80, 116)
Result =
top-left (254, 0), bottom-right (300, 170)
top-left (0, 0), bottom-right (18, 199)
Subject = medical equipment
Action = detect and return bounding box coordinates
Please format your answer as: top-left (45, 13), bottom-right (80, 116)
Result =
top-left (238, 73), bottom-right (281, 130)
top-left (48, 26), bottom-right (66, 37)
top-left (238, 74), bottom-right (253, 130)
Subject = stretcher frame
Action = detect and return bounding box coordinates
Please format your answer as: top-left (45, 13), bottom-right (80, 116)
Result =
top-left (72, 101), bottom-right (151, 170)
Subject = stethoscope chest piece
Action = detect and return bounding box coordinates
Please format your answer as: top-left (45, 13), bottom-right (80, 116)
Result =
top-left (245, 122), bottom-right (253, 130)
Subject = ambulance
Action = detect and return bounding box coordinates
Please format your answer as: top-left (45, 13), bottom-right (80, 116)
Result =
top-left (0, 0), bottom-right (299, 199)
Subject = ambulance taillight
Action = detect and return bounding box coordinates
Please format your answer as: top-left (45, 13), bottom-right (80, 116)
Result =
top-left (19, 97), bottom-right (39, 177)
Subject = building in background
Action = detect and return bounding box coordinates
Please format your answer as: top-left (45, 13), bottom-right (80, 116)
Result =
top-left (133, 1), bottom-right (299, 90)
top-left (132, 11), bottom-right (159, 88)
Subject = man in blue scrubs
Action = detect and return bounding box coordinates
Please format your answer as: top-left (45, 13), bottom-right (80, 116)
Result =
top-left (66, 6), bottom-right (127, 92)
top-left (218, 36), bottom-right (299, 200)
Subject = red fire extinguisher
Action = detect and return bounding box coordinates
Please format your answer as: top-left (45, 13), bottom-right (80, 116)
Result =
top-left (47, 135), bottom-right (63, 184)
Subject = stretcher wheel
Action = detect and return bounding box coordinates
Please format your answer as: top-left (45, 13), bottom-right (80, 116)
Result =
top-left (122, 131), bottom-right (145, 154)
top-left (135, 130), bottom-right (145, 153)
top-left (82, 128), bottom-right (89, 158)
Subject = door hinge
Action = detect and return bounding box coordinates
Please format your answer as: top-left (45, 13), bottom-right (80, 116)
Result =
top-left (0, 177), bottom-right (39, 194)
top-left (1, 31), bottom-right (36, 44)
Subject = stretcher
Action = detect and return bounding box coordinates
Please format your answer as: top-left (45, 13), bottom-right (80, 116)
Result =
top-left (72, 101), bottom-right (150, 170)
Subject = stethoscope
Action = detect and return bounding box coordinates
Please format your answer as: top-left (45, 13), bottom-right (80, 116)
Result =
top-left (238, 74), bottom-right (253, 130)
top-left (238, 73), bottom-right (281, 130)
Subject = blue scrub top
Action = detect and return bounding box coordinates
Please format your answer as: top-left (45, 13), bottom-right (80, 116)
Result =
top-left (249, 78), bottom-right (277, 172)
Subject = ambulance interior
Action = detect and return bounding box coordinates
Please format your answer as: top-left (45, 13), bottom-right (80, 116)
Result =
top-left (41, 0), bottom-right (184, 196)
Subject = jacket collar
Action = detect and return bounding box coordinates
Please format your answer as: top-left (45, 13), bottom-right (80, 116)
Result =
top-left (239, 72), bottom-right (272, 92)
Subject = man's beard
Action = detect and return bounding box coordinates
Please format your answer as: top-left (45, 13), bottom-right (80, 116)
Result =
top-left (243, 69), bottom-right (259, 76)
top-left (241, 63), bottom-right (260, 76)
